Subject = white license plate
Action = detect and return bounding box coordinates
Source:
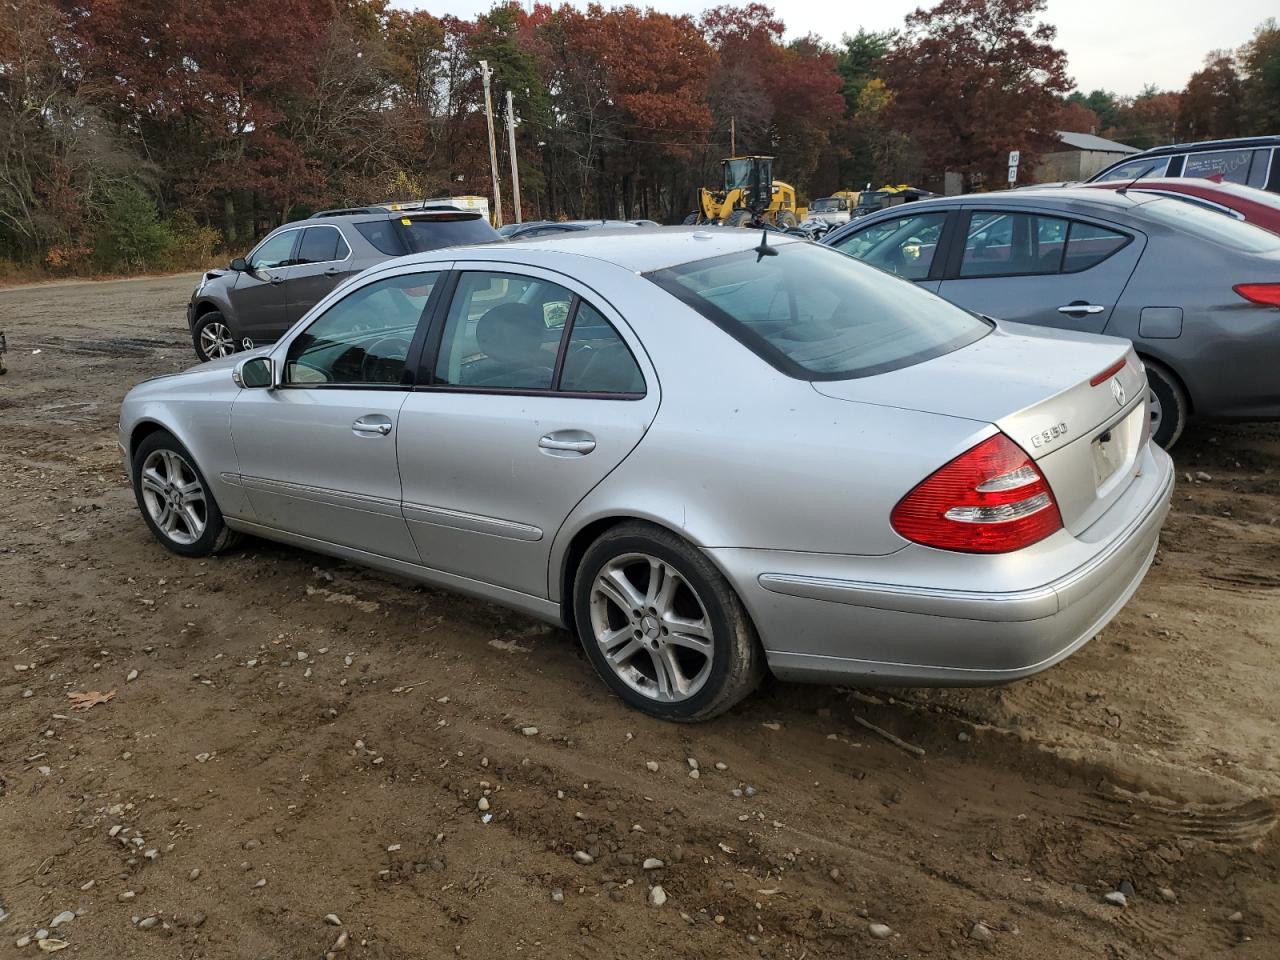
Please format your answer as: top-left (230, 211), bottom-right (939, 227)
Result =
top-left (1091, 406), bottom-right (1142, 488)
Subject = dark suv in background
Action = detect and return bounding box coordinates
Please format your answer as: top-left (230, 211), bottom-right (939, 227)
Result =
top-left (187, 206), bottom-right (501, 361)
top-left (1087, 135), bottom-right (1280, 193)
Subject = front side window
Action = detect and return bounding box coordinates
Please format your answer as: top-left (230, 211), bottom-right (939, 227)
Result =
top-left (1182, 149), bottom-right (1254, 184)
top-left (249, 230), bottom-right (298, 270)
top-left (285, 272), bottom-right (439, 386)
top-left (830, 212), bottom-right (947, 280)
top-left (649, 241), bottom-right (990, 381)
top-left (1091, 157), bottom-right (1170, 182)
top-left (960, 212), bottom-right (1069, 277)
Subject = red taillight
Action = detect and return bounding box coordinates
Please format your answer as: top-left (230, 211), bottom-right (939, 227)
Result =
top-left (1233, 283), bottom-right (1280, 307)
top-left (1090, 358), bottom-right (1127, 386)
top-left (890, 433), bottom-right (1064, 554)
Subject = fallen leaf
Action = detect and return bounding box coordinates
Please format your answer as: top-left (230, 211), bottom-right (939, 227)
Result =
top-left (67, 689), bottom-right (116, 711)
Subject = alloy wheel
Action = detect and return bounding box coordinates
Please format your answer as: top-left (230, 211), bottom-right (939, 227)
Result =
top-left (1148, 387), bottom-right (1163, 438)
top-left (588, 553), bottom-right (714, 703)
top-left (199, 321), bottom-right (236, 359)
top-left (139, 449), bottom-right (208, 546)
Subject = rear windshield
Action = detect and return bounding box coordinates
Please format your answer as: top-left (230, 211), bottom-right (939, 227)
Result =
top-left (1137, 197), bottom-right (1280, 252)
top-left (648, 241), bottom-right (991, 381)
top-left (354, 215), bottom-right (501, 256)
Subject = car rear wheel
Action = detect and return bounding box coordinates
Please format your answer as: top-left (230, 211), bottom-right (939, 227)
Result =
top-left (573, 522), bottom-right (765, 721)
top-left (193, 311), bottom-right (237, 362)
top-left (1144, 361), bottom-right (1187, 450)
top-left (132, 430), bottom-right (240, 557)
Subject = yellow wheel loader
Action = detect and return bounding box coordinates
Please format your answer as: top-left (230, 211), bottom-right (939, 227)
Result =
top-left (683, 156), bottom-right (805, 229)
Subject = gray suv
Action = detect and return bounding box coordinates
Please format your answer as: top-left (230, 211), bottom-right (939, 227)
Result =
top-left (188, 207), bottom-right (501, 361)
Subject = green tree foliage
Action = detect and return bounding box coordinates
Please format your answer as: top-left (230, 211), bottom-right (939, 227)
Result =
top-left (91, 185), bottom-right (172, 271)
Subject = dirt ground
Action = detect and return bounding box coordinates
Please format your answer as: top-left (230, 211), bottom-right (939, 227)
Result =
top-left (1, 273), bottom-right (1277, 960)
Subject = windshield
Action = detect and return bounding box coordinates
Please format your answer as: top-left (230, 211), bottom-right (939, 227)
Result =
top-left (812, 198), bottom-right (843, 212)
top-left (648, 242), bottom-right (991, 381)
top-left (858, 191), bottom-right (889, 209)
top-left (1138, 197), bottom-right (1280, 253)
top-left (1090, 157), bottom-right (1170, 182)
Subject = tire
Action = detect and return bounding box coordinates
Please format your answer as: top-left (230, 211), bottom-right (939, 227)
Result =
top-left (1144, 360), bottom-right (1187, 450)
top-left (132, 430), bottom-right (240, 557)
top-left (573, 521), bottom-right (766, 722)
top-left (192, 310), bottom-right (238, 362)
top-left (725, 209), bottom-right (753, 228)
top-left (775, 209), bottom-right (798, 228)
top-left (682, 212), bottom-right (700, 226)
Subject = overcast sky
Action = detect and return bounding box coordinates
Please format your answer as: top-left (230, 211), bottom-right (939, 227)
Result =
top-left (393, 0), bottom-right (1275, 96)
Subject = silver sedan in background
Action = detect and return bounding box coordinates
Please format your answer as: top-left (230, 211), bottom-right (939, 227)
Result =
top-left (120, 230), bottom-right (1173, 721)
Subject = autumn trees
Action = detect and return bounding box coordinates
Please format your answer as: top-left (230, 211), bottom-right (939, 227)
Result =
top-left (2, 0), bottom-right (1279, 273)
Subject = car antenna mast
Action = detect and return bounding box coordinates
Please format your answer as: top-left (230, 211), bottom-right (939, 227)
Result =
top-left (754, 229), bottom-right (778, 262)
top-left (1116, 162), bottom-right (1159, 196)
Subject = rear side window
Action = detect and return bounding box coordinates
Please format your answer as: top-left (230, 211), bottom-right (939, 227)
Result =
top-left (354, 220), bottom-right (405, 256)
top-left (1182, 149), bottom-right (1255, 184)
top-left (960, 212), bottom-right (1069, 277)
top-left (648, 242), bottom-right (990, 381)
top-left (559, 303), bottom-right (644, 394)
top-left (1062, 222), bottom-right (1129, 272)
top-left (1139, 196), bottom-right (1280, 252)
top-left (296, 226), bottom-right (348, 264)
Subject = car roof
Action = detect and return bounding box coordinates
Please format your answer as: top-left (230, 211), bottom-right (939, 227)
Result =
top-left (1124, 135), bottom-right (1280, 159)
top-left (404, 226), bottom-right (805, 273)
top-left (854, 186), bottom-right (1151, 215)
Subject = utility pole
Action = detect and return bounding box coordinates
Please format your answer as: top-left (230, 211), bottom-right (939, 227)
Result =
top-left (730, 116), bottom-right (736, 156)
top-left (505, 89), bottom-right (522, 224)
top-left (479, 60), bottom-right (503, 227)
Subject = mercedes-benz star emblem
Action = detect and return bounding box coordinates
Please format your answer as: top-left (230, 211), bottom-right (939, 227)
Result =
top-left (1111, 377), bottom-right (1126, 407)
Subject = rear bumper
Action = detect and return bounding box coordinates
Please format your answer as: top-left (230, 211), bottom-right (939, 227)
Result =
top-left (712, 442), bottom-right (1174, 686)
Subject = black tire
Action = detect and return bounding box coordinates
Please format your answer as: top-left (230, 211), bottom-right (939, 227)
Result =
top-left (132, 430), bottom-right (240, 557)
top-left (1144, 360), bottom-right (1187, 450)
top-left (725, 209), bottom-right (752, 228)
top-left (192, 310), bottom-right (238, 363)
top-left (775, 209), bottom-right (798, 228)
top-left (681, 212), bottom-right (700, 226)
top-left (573, 521), bottom-right (766, 722)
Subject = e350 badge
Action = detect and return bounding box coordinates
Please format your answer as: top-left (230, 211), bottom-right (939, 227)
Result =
top-left (1030, 422), bottom-right (1069, 449)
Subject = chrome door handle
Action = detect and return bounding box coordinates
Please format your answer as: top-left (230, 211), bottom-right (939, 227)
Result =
top-left (352, 417), bottom-right (392, 437)
top-left (267, 273), bottom-right (283, 285)
top-left (539, 433), bottom-right (596, 455)
top-left (323, 267), bottom-right (341, 277)
top-left (1057, 303), bottom-right (1105, 316)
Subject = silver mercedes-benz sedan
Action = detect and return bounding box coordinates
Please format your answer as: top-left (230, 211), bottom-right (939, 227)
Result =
top-left (120, 229), bottom-right (1174, 721)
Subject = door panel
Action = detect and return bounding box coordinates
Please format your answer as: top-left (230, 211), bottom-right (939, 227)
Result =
top-left (229, 268), bottom-right (445, 561)
top-left (397, 263), bottom-right (658, 598)
top-left (938, 209), bottom-right (1144, 334)
top-left (284, 226), bottom-right (357, 325)
top-left (231, 388), bottom-right (418, 560)
top-left (229, 229), bottom-right (300, 343)
top-left (396, 392), bottom-right (655, 596)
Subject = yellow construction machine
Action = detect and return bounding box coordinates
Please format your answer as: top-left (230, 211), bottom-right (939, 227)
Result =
top-left (684, 156), bottom-right (805, 228)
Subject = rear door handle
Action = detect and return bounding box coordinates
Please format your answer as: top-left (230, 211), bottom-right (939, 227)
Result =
top-left (539, 431), bottom-right (596, 456)
top-left (1058, 302), bottom-right (1105, 316)
top-left (267, 273), bottom-right (283, 285)
top-left (352, 415), bottom-right (393, 437)
top-left (323, 267), bottom-right (342, 277)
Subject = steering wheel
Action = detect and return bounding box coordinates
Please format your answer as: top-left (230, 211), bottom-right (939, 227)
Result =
top-left (361, 336), bottom-right (413, 383)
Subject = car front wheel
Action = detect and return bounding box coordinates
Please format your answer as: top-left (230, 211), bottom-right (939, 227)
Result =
top-left (193, 311), bottom-right (237, 362)
top-left (132, 430), bottom-right (240, 557)
top-left (573, 522), bottom-right (765, 721)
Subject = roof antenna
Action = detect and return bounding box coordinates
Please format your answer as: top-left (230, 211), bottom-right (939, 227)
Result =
top-left (754, 228), bottom-right (778, 262)
top-left (1116, 161), bottom-right (1158, 196)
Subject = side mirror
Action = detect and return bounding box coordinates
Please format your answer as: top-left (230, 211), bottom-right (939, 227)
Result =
top-left (232, 356), bottom-right (274, 389)
top-left (230, 257), bottom-right (248, 272)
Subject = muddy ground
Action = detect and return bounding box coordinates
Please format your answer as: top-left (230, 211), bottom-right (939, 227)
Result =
top-left (0, 273), bottom-right (1277, 959)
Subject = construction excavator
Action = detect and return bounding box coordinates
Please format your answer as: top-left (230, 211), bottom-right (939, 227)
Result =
top-left (683, 156), bottom-right (806, 229)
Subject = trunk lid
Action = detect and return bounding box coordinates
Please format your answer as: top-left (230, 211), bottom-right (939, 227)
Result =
top-left (813, 321), bottom-right (1149, 535)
